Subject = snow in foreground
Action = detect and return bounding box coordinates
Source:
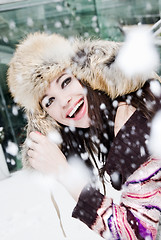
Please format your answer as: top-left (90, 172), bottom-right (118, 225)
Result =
top-left (0, 170), bottom-right (102, 240)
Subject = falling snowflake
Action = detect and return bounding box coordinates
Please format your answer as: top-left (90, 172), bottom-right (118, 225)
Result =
top-left (100, 143), bottom-right (107, 153)
top-left (110, 171), bottom-right (120, 185)
top-left (12, 105), bottom-right (19, 116)
top-left (100, 103), bottom-right (106, 110)
top-left (64, 18), bottom-right (70, 25)
top-left (149, 80), bottom-right (161, 97)
top-left (92, 16), bottom-right (97, 22)
top-left (112, 100), bottom-right (118, 108)
top-left (80, 152), bottom-right (89, 160)
top-left (3, 36), bottom-right (8, 43)
top-left (56, 5), bottom-right (63, 12)
top-left (47, 131), bottom-right (62, 145)
top-left (140, 146), bottom-right (146, 156)
top-left (6, 141), bottom-right (18, 156)
top-left (95, 28), bottom-right (99, 33)
top-left (54, 21), bottom-right (62, 28)
top-left (116, 26), bottom-right (159, 78)
top-left (148, 110), bottom-right (161, 158)
top-left (136, 89), bottom-right (143, 97)
top-left (27, 17), bottom-right (34, 27)
top-left (84, 32), bottom-right (89, 38)
top-left (11, 159), bottom-right (16, 165)
top-left (9, 20), bottom-right (16, 30)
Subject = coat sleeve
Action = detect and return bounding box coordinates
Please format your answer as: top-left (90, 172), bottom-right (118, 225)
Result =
top-left (72, 158), bottom-right (161, 239)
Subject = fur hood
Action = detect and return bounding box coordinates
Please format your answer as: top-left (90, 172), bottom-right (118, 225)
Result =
top-left (7, 32), bottom-right (157, 167)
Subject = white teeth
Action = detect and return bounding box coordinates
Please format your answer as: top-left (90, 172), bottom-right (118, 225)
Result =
top-left (68, 99), bottom-right (84, 117)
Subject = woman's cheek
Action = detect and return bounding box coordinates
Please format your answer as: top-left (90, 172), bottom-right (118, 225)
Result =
top-left (49, 108), bottom-right (60, 121)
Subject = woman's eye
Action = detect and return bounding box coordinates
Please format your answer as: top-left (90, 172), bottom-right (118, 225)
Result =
top-left (61, 77), bottom-right (71, 89)
top-left (46, 97), bottom-right (55, 108)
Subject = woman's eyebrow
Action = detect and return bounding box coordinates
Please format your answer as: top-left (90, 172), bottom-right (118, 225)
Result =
top-left (41, 73), bottom-right (66, 103)
top-left (56, 73), bottom-right (66, 83)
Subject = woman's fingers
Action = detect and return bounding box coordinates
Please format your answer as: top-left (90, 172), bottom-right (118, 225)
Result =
top-left (26, 131), bottom-right (68, 175)
top-left (28, 148), bottom-right (43, 170)
top-left (29, 131), bottom-right (44, 143)
top-left (27, 149), bottom-right (35, 158)
top-left (28, 157), bottom-right (40, 170)
top-left (27, 138), bottom-right (38, 150)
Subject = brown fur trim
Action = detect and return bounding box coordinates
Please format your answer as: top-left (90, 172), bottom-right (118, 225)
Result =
top-left (71, 38), bottom-right (158, 99)
top-left (7, 32), bottom-right (74, 112)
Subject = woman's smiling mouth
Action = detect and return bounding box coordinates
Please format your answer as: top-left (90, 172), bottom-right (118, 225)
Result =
top-left (66, 98), bottom-right (86, 120)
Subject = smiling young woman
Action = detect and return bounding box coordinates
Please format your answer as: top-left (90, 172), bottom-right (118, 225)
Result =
top-left (7, 32), bottom-right (161, 240)
top-left (41, 72), bottom-right (90, 128)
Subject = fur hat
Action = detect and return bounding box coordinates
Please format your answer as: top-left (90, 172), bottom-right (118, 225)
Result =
top-left (7, 32), bottom-right (156, 167)
top-left (8, 32), bottom-right (153, 113)
top-left (7, 32), bottom-right (75, 112)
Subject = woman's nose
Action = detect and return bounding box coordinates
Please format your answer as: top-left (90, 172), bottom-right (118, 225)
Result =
top-left (59, 95), bottom-right (72, 108)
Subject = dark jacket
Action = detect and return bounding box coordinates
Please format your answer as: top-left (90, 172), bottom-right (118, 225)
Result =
top-left (72, 79), bottom-right (161, 240)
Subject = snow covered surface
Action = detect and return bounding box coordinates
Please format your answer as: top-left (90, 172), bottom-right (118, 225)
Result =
top-left (0, 170), bottom-right (102, 240)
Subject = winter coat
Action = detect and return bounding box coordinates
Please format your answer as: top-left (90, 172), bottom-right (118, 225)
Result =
top-left (72, 79), bottom-right (161, 240)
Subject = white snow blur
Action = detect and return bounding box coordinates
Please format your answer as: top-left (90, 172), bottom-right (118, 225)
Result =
top-left (61, 155), bottom-right (90, 188)
top-left (116, 26), bottom-right (160, 78)
top-left (0, 169), bottom-right (102, 240)
top-left (6, 141), bottom-right (18, 156)
top-left (12, 105), bottom-right (19, 116)
top-left (149, 80), bottom-right (161, 97)
top-left (148, 110), bottom-right (161, 158)
top-left (47, 130), bottom-right (63, 145)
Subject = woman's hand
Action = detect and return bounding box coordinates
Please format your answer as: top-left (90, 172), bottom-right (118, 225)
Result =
top-left (27, 131), bottom-right (68, 177)
top-left (27, 131), bottom-right (88, 201)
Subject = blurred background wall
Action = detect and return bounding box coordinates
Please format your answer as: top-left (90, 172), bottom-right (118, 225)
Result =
top-left (0, 0), bottom-right (161, 173)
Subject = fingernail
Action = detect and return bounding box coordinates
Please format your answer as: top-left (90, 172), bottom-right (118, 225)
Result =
top-left (35, 131), bottom-right (42, 135)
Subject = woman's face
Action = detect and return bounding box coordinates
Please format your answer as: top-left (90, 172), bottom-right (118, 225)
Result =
top-left (41, 72), bottom-right (90, 128)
